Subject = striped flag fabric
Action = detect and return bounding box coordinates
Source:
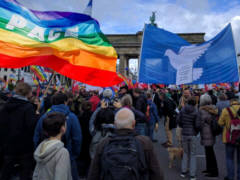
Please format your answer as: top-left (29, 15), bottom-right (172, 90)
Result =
top-left (32, 76), bottom-right (39, 86)
top-left (118, 73), bottom-right (134, 89)
top-left (0, 0), bottom-right (122, 87)
top-left (30, 66), bottom-right (47, 82)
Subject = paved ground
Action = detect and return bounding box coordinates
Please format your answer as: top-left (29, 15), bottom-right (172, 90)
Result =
top-left (153, 122), bottom-right (228, 180)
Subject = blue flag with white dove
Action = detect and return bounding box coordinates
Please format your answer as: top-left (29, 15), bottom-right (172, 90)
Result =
top-left (139, 24), bottom-right (239, 85)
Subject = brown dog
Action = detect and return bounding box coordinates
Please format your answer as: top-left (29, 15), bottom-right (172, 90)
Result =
top-left (167, 147), bottom-right (183, 168)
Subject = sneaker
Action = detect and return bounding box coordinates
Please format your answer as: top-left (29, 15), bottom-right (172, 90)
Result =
top-left (180, 172), bottom-right (187, 178)
top-left (190, 176), bottom-right (196, 180)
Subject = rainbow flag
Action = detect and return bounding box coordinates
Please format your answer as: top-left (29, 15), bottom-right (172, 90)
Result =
top-left (118, 73), bottom-right (134, 89)
top-left (0, 0), bottom-right (122, 87)
top-left (32, 76), bottom-right (39, 86)
top-left (31, 66), bottom-right (47, 82)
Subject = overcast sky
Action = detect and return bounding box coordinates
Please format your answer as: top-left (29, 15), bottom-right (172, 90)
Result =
top-left (18, 0), bottom-right (240, 53)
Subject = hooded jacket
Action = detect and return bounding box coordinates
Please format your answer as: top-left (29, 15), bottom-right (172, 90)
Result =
top-left (197, 105), bottom-right (218, 146)
top-left (147, 100), bottom-right (160, 125)
top-left (0, 96), bottom-right (37, 155)
top-left (89, 95), bottom-right (100, 112)
top-left (178, 104), bottom-right (198, 136)
top-left (134, 95), bottom-right (148, 114)
top-left (33, 140), bottom-right (72, 180)
top-left (218, 100), bottom-right (240, 143)
top-left (34, 104), bottom-right (82, 160)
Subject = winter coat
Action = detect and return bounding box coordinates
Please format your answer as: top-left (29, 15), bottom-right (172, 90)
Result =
top-left (153, 92), bottom-right (162, 117)
top-left (197, 105), bottom-right (218, 146)
top-left (162, 97), bottom-right (177, 129)
top-left (89, 95), bottom-right (100, 112)
top-left (94, 107), bottom-right (115, 131)
top-left (78, 110), bottom-right (92, 163)
top-left (130, 107), bottom-right (148, 124)
top-left (210, 95), bottom-right (217, 105)
top-left (147, 100), bottom-right (160, 125)
top-left (134, 95), bottom-right (148, 114)
top-left (218, 101), bottom-right (240, 143)
top-left (87, 129), bottom-right (164, 180)
top-left (0, 93), bottom-right (8, 111)
top-left (33, 140), bottom-right (72, 180)
top-left (42, 95), bottom-right (52, 113)
top-left (216, 100), bottom-right (230, 116)
top-left (178, 104), bottom-right (198, 136)
top-left (0, 96), bottom-right (37, 155)
top-left (34, 104), bottom-right (82, 160)
top-left (0, 94), bottom-right (7, 147)
top-left (162, 97), bottom-right (177, 117)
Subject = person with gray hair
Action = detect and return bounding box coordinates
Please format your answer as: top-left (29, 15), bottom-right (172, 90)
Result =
top-left (114, 107), bottom-right (135, 129)
top-left (196, 93), bottom-right (219, 178)
top-left (88, 108), bottom-right (164, 180)
top-left (199, 93), bottom-right (212, 107)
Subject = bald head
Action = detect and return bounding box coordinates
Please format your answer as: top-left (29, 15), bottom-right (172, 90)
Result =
top-left (114, 108), bottom-right (135, 130)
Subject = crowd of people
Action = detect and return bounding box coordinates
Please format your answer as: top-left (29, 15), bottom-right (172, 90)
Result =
top-left (0, 81), bottom-right (239, 180)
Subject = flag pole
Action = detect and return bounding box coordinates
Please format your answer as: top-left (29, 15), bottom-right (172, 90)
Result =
top-left (43, 71), bottom-right (56, 98)
top-left (36, 71), bottom-right (56, 113)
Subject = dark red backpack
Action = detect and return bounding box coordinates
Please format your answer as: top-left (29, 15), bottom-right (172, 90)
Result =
top-left (145, 104), bottom-right (151, 122)
top-left (226, 108), bottom-right (240, 146)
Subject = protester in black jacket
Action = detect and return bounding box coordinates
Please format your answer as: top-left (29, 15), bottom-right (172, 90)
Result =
top-left (121, 94), bottom-right (148, 136)
top-left (0, 91), bottom-right (10, 169)
top-left (153, 90), bottom-right (162, 118)
top-left (208, 90), bottom-right (217, 105)
top-left (159, 92), bottom-right (177, 147)
top-left (77, 101), bottom-right (93, 178)
top-left (133, 88), bottom-right (147, 114)
top-left (178, 97), bottom-right (199, 137)
top-left (0, 82), bottom-right (37, 180)
top-left (177, 97), bottom-right (199, 179)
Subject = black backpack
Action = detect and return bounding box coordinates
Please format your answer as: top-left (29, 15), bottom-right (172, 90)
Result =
top-left (100, 133), bottom-right (149, 180)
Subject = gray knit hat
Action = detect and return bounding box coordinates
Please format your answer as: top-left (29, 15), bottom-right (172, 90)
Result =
top-left (103, 88), bottom-right (113, 98)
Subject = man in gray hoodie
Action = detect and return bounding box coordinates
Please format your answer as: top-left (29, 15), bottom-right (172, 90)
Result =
top-left (33, 112), bottom-right (72, 180)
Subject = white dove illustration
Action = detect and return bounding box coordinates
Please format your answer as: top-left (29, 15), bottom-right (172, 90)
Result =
top-left (165, 42), bottom-right (211, 85)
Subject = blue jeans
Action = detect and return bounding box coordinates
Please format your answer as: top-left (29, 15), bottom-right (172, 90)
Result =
top-left (181, 136), bottom-right (197, 177)
top-left (147, 123), bottom-right (155, 140)
top-left (135, 123), bottom-right (147, 136)
top-left (71, 159), bottom-right (79, 180)
top-left (159, 117), bottom-right (167, 144)
top-left (225, 144), bottom-right (240, 180)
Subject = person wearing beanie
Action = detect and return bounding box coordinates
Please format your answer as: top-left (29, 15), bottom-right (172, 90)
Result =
top-left (103, 88), bottom-right (113, 99)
